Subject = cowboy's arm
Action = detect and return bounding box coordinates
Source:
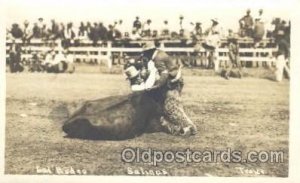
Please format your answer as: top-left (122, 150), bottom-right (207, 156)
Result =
top-left (144, 61), bottom-right (157, 88)
top-left (131, 83), bottom-right (146, 91)
top-left (152, 56), bottom-right (179, 88)
top-left (131, 61), bottom-right (157, 91)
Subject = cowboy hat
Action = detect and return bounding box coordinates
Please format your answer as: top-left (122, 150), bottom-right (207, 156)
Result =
top-left (125, 66), bottom-right (140, 79)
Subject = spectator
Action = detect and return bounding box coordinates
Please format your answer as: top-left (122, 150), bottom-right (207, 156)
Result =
top-left (194, 22), bottom-right (202, 36)
top-left (49, 19), bottom-right (60, 40)
top-left (266, 18), bottom-right (277, 38)
top-left (112, 20), bottom-right (122, 39)
top-left (44, 48), bottom-right (69, 73)
top-left (142, 19), bottom-right (152, 37)
top-left (179, 29), bottom-right (188, 40)
top-left (10, 23), bottom-right (23, 39)
top-left (161, 20), bottom-right (170, 36)
top-left (223, 32), bottom-right (242, 79)
top-left (203, 18), bottom-right (221, 70)
top-left (107, 24), bottom-right (116, 41)
top-left (53, 50), bottom-right (65, 72)
top-left (255, 9), bottom-right (265, 23)
top-left (152, 30), bottom-right (158, 38)
top-left (239, 9), bottom-right (254, 38)
top-left (179, 15), bottom-right (184, 31)
top-left (63, 49), bottom-right (75, 73)
top-left (191, 22), bottom-right (202, 40)
top-left (43, 48), bottom-right (56, 70)
top-left (268, 18), bottom-right (280, 38)
top-left (37, 18), bottom-right (45, 38)
top-left (133, 16), bottom-right (142, 32)
top-left (123, 32), bottom-right (130, 40)
top-left (75, 22), bottom-right (88, 46)
top-left (62, 22), bottom-right (75, 48)
top-left (98, 22), bottom-right (108, 41)
top-left (41, 24), bottom-right (48, 40)
top-left (130, 30), bottom-right (141, 40)
top-left (78, 22), bottom-right (87, 38)
top-left (284, 21), bottom-right (291, 43)
top-left (115, 19), bottom-right (124, 37)
top-left (86, 22), bottom-right (92, 40)
top-left (274, 20), bottom-right (287, 37)
top-left (28, 52), bottom-right (43, 72)
top-left (275, 30), bottom-right (289, 81)
top-left (58, 22), bottom-right (65, 39)
top-left (9, 41), bottom-right (23, 72)
top-left (37, 18), bottom-right (44, 30)
top-left (90, 22), bottom-right (99, 46)
top-left (22, 20), bottom-right (32, 43)
top-left (253, 16), bottom-right (265, 47)
top-left (32, 23), bottom-right (40, 38)
top-left (272, 19), bottom-right (289, 43)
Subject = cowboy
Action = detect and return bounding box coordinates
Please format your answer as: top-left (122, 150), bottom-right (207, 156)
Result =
top-left (239, 9), bottom-right (254, 38)
top-left (274, 30), bottom-right (289, 81)
top-left (223, 32), bottom-right (242, 79)
top-left (203, 18), bottom-right (221, 71)
top-left (139, 42), bottom-right (197, 136)
top-left (124, 58), bottom-right (158, 91)
top-left (9, 40), bottom-right (23, 73)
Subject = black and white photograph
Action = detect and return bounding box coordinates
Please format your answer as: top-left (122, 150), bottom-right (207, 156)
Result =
top-left (1, 0), bottom-right (300, 182)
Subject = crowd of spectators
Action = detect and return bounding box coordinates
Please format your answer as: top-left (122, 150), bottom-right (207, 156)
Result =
top-left (8, 16), bottom-right (202, 46)
top-left (238, 9), bottom-right (290, 44)
top-left (7, 9), bottom-right (290, 48)
top-left (6, 9), bottom-right (290, 73)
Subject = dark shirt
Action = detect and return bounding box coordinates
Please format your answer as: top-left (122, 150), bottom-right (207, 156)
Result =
top-left (195, 26), bottom-right (202, 36)
top-left (239, 15), bottom-right (254, 29)
top-left (107, 30), bottom-right (115, 41)
top-left (228, 41), bottom-right (239, 54)
top-left (277, 38), bottom-right (290, 59)
top-left (133, 20), bottom-right (142, 29)
top-left (98, 26), bottom-right (108, 40)
top-left (90, 26), bottom-right (99, 41)
top-left (32, 25), bottom-right (40, 38)
top-left (11, 27), bottom-right (23, 39)
top-left (51, 23), bottom-right (59, 36)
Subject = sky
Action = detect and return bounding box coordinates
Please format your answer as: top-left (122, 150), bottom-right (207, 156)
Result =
top-left (3, 0), bottom-right (293, 32)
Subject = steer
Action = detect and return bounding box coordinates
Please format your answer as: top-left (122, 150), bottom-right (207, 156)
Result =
top-left (62, 92), bottom-right (163, 140)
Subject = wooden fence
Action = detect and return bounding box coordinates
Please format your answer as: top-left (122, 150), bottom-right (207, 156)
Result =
top-left (6, 38), bottom-right (278, 69)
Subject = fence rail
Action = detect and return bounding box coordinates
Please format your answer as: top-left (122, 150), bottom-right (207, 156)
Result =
top-left (6, 38), bottom-right (278, 69)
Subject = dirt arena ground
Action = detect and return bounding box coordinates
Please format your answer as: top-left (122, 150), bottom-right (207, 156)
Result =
top-left (5, 71), bottom-right (289, 176)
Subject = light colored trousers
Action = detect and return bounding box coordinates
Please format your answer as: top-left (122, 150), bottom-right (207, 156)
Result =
top-left (275, 55), bottom-right (286, 82)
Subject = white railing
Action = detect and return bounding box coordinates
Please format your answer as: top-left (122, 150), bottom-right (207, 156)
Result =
top-left (6, 39), bottom-right (278, 69)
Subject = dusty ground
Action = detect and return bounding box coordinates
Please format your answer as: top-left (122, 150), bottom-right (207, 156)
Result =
top-left (5, 70), bottom-right (289, 176)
